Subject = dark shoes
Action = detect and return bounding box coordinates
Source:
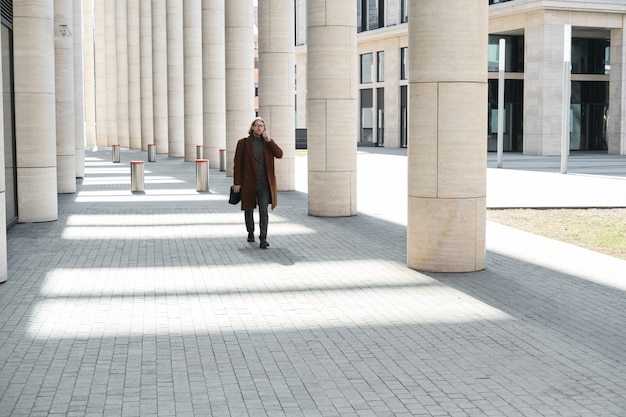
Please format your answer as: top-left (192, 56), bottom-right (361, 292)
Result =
top-left (248, 232), bottom-right (269, 248)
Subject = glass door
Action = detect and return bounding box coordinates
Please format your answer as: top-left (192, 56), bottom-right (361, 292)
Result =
top-left (376, 88), bottom-right (384, 147)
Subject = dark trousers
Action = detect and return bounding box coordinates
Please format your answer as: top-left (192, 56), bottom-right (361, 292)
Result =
top-left (245, 185), bottom-right (270, 240)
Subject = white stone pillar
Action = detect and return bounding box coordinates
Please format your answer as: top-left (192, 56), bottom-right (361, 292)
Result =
top-left (116, 0), bottom-right (130, 148)
top-left (74, 0), bottom-right (85, 177)
top-left (82, 0), bottom-right (96, 148)
top-left (14, 0), bottom-right (59, 222)
top-left (55, 0), bottom-right (76, 193)
top-left (184, 0), bottom-right (203, 162)
top-left (128, 0), bottom-right (142, 150)
top-left (225, 0), bottom-right (255, 176)
top-left (384, 38), bottom-right (401, 149)
top-left (167, 1), bottom-right (184, 157)
top-left (295, 52), bottom-right (307, 129)
top-left (94, 0), bottom-right (108, 147)
top-left (524, 17), bottom-right (568, 156)
top-left (295, 0), bottom-right (307, 130)
top-left (140, 0), bottom-right (154, 151)
top-left (258, 0), bottom-right (296, 191)
top-left (407, 0), bottom-right (487, 272)
top-left (105, 1), bottom-right (118, 146)
top-left (202, 0), bottom-right (226, 169)
top-left (307, 0), bottom-right (357, 217)
top-left (152, 0), bottom-right (168, 154)
top-left (608, 25), bottom-right (626, 155)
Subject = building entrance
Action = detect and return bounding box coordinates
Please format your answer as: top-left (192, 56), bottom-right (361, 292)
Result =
top-left (571, 81), bottom-right (608, 151)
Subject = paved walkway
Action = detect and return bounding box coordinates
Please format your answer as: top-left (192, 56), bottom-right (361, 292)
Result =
top-left (1, 147), bottom-right (625, 417)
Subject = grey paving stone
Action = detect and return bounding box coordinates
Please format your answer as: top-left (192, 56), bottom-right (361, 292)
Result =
top-left (1, 148), bottom-right (626, 416)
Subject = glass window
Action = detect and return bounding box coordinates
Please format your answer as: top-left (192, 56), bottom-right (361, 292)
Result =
top-left (488, 35), bottom-right (524, 73)
top-left (360, 89), bottom-right (374, 143)
top-left (367, 0), bottom-right (380, 30)
top-left (361, 53), bottom-right (374, 84)
top-left (487, 79), bottom-right (524, 152)
top-left (570, 81), bottom-right (609, 150)
top-left (400, 86), bottom-right (408, 147)
top-left (358, 0), bottom-right (384, 32)
top-left (572, 38), bottom-right (610, 75)
top-left (377, 51), bottom-right (384, 82)
top-left (400, 47), bottom-right (408, 80)
top-left (401, 0), bottom-right (408, 23)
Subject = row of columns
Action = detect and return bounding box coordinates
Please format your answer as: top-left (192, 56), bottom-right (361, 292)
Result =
top-left (6, 0), bottom-right (487, 277)
top-left (81, 0), bottom-right (298, 176)
top-left (11, 0), bottom-right (295, 217)
top-left (81, 0), bottom-right (245, 166)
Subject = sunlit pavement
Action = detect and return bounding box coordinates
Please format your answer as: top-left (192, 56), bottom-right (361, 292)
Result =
top-left (1, 147), bottom-right (626, 416)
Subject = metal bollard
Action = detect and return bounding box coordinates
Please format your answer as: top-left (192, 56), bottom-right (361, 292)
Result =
top-left (112, 144), bottom-right (120, 163)
top-left (148, 144), bottom-right (156, 162)
top-left (196, 145), bottom-right (203, 160)
top-left (130, 161), bottom-right (145, 193)
top-left (219, 148), bottom-right (226, 171)
top-left (195, 159), bottom-right (209, 192)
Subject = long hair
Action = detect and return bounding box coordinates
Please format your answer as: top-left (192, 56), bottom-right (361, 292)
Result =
top-left (248, 117), bottom-right (267, 136)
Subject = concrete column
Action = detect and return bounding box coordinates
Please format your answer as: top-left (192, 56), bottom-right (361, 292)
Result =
top-left (202, 0), bottom-right (226, 169)
top-left (295, 52), bottom-right (307, 129)
top-left (184, 0), bottom-right (203, 162)
top-left (152, 0), bottom-right (168, 154)
top-left (74, 0), bottom-right (85, 178)
top-left (116, 0), bottom-right (130, 148)
top-left (524, 14), bottom-right (568, 156)
top-left (82, 0), bottom-right (96, 148)
top-left (225, 0), bottom-right (255, 176)
top-left (55, 0), bottom-right (76, 193)
top-left (295, 0), bottom-right (306, 46)
top-left (94, 0), bottom-right (108, 147)
top-left (608, 25), bottom-right (626, 155)
top-left (384, 37), bottom-right (401, 149)
top-left (167, 1), bottom-right (184, 157)
top-left (14, 0), bottom-right (59, 222)
top-left (258, 0), bottom-right (296, 191)
top-left (295, 0), bottom-right (307, 130)
top-left (140, 0), bottom-right (154, 151)
top-left (407, 0), bottom-right (487, 272)
top-left (128, 0), bottom-right (142, 150)
top-left (307, 0), bottom-right (357, 217)
top-left (105, 1), bottom-right (118, 146)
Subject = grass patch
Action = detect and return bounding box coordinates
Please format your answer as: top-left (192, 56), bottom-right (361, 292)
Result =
top-left (486, 208), bottom-right (626, 261)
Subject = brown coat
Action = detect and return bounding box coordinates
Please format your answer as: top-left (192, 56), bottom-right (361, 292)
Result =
top-left (233, 136), bottom-right (283, 210)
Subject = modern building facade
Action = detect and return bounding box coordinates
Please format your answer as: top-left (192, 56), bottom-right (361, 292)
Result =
top-left (295, 0), bottom-right (626, 156)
